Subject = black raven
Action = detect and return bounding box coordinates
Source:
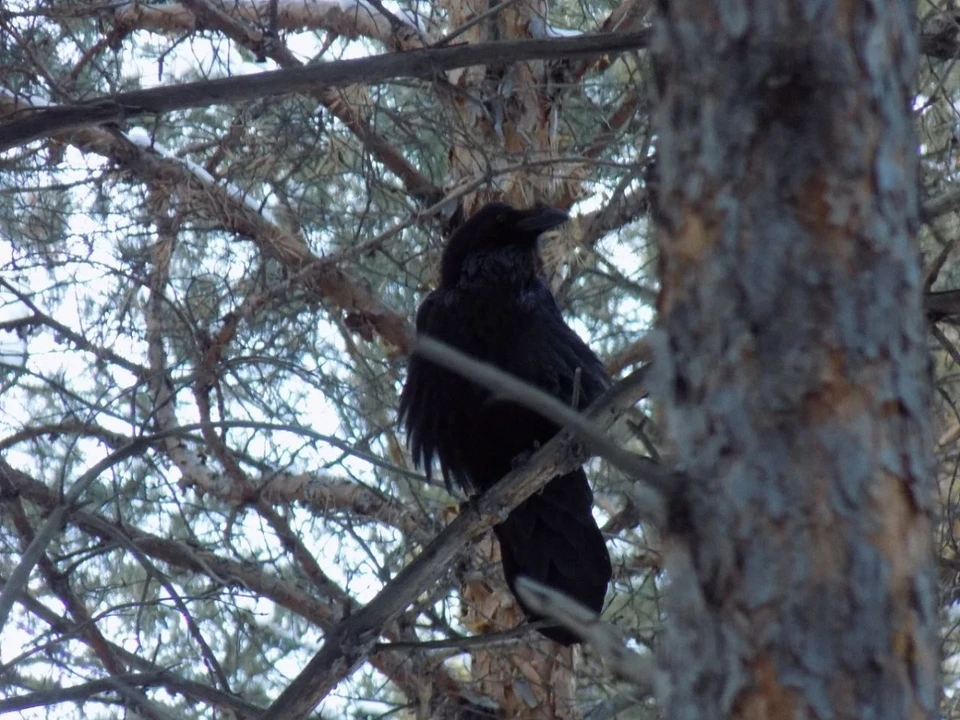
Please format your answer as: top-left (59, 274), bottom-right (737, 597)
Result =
top-left (399, 202), bottom-right (612, 645)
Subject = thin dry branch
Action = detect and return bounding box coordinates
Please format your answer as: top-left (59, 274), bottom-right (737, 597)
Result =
top-left (0, 674), bottom-right (166, 715)
top-left (413, 337), bottom-right (670, 503)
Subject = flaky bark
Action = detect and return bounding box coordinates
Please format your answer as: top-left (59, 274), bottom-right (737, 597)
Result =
top-left (443, 0), bottom-right (579, 216)
top-left (651, 1), bottom-right (938, 718)
top-left (113, 0), bottom-right (425, 51)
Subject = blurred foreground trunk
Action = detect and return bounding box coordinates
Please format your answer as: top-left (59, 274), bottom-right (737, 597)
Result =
top-left (651, 0), bottom-right (939, 718)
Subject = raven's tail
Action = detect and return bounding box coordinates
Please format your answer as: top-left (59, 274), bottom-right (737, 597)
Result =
top-left (493, 468), bottom-right (611, 645)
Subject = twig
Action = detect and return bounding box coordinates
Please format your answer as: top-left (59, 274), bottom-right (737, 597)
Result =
top-left (933, 323), bottom-right (960, 368)
top-left (372, 622), bottom-right (538, 652)
top-left (0, 437), bottom-right (157, 632)
top-left (515, 577), bottom-right (659, 695)
top-left (924, 235), bottom-right (958, 291)
top-left (433, 0), bottom-right (524, 47)
top-left (572, 366), bottom-right (582, 408)
top-left (0, 673), bottom-right (165, 714)
top-left (363, 0), bottom-right (411, 35)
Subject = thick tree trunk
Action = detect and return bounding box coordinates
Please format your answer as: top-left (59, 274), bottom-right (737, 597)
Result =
top-left (650, 1), bottom-right (939, 718)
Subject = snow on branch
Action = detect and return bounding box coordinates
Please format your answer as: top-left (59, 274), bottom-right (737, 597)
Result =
top-left (114, 0), bottom-right (428, 51)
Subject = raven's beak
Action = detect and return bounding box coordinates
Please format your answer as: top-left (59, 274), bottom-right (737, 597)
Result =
top-left (515, 207), bottom-right (569, 234)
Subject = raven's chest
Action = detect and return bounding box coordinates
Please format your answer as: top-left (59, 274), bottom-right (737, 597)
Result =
top-left (435, 283), bottom-right (540, 366)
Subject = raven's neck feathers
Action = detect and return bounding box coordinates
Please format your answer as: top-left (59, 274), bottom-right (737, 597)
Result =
top-left (440, 241), bottom-right (539, 290)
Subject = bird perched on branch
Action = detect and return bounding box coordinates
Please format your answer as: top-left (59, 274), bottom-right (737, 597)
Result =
top-left (399, 201), bottom-right (612, 645)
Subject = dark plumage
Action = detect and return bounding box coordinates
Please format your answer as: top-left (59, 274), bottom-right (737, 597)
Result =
top-left (399, 202), bottom-right (612, 645)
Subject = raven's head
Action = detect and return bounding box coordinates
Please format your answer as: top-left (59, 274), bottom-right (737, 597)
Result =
top-left (440, 202), bottom-right (568, 288)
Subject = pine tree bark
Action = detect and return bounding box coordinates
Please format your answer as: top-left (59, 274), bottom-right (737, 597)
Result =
top-left (651, 1), bottom-right (939, 718)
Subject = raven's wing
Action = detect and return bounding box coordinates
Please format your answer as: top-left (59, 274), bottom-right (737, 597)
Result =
top-left (488, 283), bottom-right (612, 643)
top-left (501, 280), bottom-right (610, 410)
top-left (398, 290), bottom-right (484, 491)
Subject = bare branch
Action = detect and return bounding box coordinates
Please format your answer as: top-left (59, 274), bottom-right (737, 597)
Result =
top-left (413, 336), bottom-right (672, 503)
top-left (0, 31), bottom-right (652, 151)
top-left (0, 673), bottom-right (166, 715)
top-left (433, 0), bottom-right (523, 47)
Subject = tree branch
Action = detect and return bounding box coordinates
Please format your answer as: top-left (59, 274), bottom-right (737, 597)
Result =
top-left (0, 673), bottom-right (166, 715)
top-left (114, 0), bottom-right (426, 51)
top-left (515, 577), bottom-right (658, 694)
top-left (413, 336), bottom-right (672, 503)
top-left (262, 366), bottom-right (653, 719)
top-left (0, 31), bottom-right (651, 151)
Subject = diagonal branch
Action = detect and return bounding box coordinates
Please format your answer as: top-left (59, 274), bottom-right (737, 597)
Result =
top-left (515, 577), bottom-right (658, 694)
top-left (0, 92), bottom-right (415, 351)
top-left (262, 363), bottom-right (658, 719)
top-left (413, 336), bottom-right (669, 498)
top-left (0, 673), bottom-right (167, 715)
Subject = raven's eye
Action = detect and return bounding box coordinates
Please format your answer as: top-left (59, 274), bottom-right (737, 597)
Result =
top-left (496, 213), bottom-right (506, 224)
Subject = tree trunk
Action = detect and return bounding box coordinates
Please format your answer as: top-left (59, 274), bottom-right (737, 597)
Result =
top-left (650, 1), bottom-right (939, 718)
top-left (444, 0), bottom-right (567, 215)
